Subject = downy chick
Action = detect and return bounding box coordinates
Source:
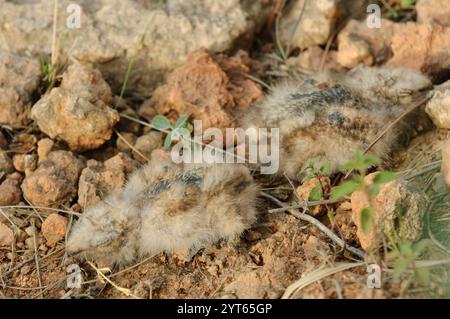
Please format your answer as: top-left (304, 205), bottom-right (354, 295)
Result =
top-left (239, 66), bottom-right (431, 179)
top-left (66, 156), bottom-right (258, 266)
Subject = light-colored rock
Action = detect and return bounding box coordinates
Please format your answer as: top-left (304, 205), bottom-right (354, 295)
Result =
top-left (0, 178), bottom-right (21, 206)
top-left (387, 23), bottom-right (450, 81)
top-left (442, 139), bottom-right (450, 187)
top-left (0, 52), bottom-right (41, 128)
top-left (0, 222), bottom-right (14, 247)
top-left (12, 153), bottom-right (37, 174)
top-left (295, 176), bottom-right (330, 216)
top-left (280, 0), bottom-right (339, 49)
top-left (21, 150), bottom-right (85, 206)
top-left (351, 173), bottom-right (426, 251)
top-left (287, 46), bottom-right (344, 72)
top-left (0, 149), bottom-right (13, 177)
top-left (336, 19), bottom-right (395, 68)
top-left (425, 89), bottom-right (450, 129)
top-left (337, 19), bottom-right (450, 80)
top-left (78, 153), bottom-right (138, 207)
top-left (0, 0), bottom-right (270, 95)
top-left (132, 132), bottom-right (163, 162)
top-left (37, 138), bottom-right (55, 163)
top-left (417, 0), bottom-right (450, 27)
top-left (336, 34), bottom-right (373, 68)
top-left (31, 65), bottom-right (119, 151)
top-left (41, 213), bottom-right (68, 246)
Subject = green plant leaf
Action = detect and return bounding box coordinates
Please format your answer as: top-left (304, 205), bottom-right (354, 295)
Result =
top-left (151, 115), bottom-right (172, 130)
top-left (300, 156), bottom-right (322, 173)
top-left (363, 154), bottom-right (380, 167)
top-left (174, 115), bottom-right (189, 128)
top-left (327, 210), bottom-right (336, 226)
top-left (319, 162), bottom-right (330, 174)
top-left (330, 181), bottom-right (359, 199)
top-left (185, 122), bottom-right (194, 133)
top-left (373, 171), bottom-right (398, 185)
top-left (400, 0), bottom-right (416, 9)
top-left (301, 172), bottom-right (314, 183)
top-left (308, 187), bottom-right (323, 201)
top-left (399, 243), bottom-right (414, 257)
top-left (415, 267), bottom-right (430, 285)
top-left (163, 133), bottom-right (173, 149)
top-left (360, 207), bottom-right (374, 234)
top-left (393, 258), bottom-right (408, 279)
top-left (341, 160), bottom-right (359, 171)
top-left (412, 239), bottom-right (429, 257)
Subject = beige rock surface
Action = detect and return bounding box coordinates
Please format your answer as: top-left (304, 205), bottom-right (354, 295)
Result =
top-left (31, 65), bottom-right (119, 151)
top-left (0, 52), bottom-right (41, 128)
top-left (21, 151), bottom-right (85, 206)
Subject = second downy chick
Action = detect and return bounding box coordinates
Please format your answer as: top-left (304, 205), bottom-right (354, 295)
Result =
top-left (66, 154), bottom-right (258, 266)
top-left (239, 66), bottom-right (431, 179)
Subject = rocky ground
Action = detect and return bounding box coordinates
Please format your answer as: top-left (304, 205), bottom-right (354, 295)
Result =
top-left (0, 0), bottom-right (449, 299)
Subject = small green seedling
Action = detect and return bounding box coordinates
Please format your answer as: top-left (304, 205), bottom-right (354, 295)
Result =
top-left (39, 53), bottom-right (52, 80)
top-left (330, 150), bottom-right (398, 234)
top-left (151, 114), bottom-right (193, 150)
top-left (387, 239), bottom-right (430, 284)
top-left (299, 156), bottom-right (331, 201)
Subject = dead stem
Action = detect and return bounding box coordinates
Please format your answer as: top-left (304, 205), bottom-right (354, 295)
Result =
top-left (261, 191), bottom-right (366, 259)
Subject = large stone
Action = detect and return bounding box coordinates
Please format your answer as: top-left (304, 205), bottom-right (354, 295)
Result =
top-left (279, 0), bottom-right (369, 50)
top-left (31, 64), bottom-right (119, 151)
top-left (351, 173), bottom-right (425, 251)
top-left (21, 151), bottom-right (85, 206)
top-left (425, 89), bottom-right (450, 129)
top-left (41, 213), bottom-right (68, 247)
top-left (417, 0), bottom-right (450, 27)
top-left (78, 153), bottom-right (138, 207)
top-left (0, 178), bottom-right (22, 206)
top-left (0, 0), bottom-right (270, 95)
top-left (387, 23), bottom-right (450, 82)
top-left (336, 19), bottom-right (450, 81)
top-left (280, 0), bottom-right (340, 49)
top-left (0, 52), bottom-right (41, 128)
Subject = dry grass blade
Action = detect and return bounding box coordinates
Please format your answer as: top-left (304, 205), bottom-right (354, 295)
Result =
top-left (0, 205), bottom-right (81, 217)
top-left (87, 261), bottom-right (141, 299)
top-left (115, 129), bottom-right (150, 162)
top-left (32, 220), bottom-right (43, 298)
top-left (282, 262), bottom-right (365, 299)
top-left (261, 191), bottom-right (366, 259)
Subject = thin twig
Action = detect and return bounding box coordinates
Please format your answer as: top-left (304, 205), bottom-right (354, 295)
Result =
top-left (32, 220), bottom-right (43, 298)
top-left (275, 0), bottom-right (288, 60)
top-left (0, 205), bottom-right (81, 217)
top-left (261, 191), bottom-right (366, 259)
top-left (87, 261), bottom-right (141, 299)
top-left (114, 130), bottom-right (150, 162)
top-left (51, 0), bottom-right (59, 67)
top-left (286, 0), bottom-right (306, 56)
top-left (268, 197), bottom-right (344, 212)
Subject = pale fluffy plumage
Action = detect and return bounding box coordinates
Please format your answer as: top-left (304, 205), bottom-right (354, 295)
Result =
top-left (239, 66), bottom-right (431, 179)
top-left (66, 158), bottom-right (258, 266)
